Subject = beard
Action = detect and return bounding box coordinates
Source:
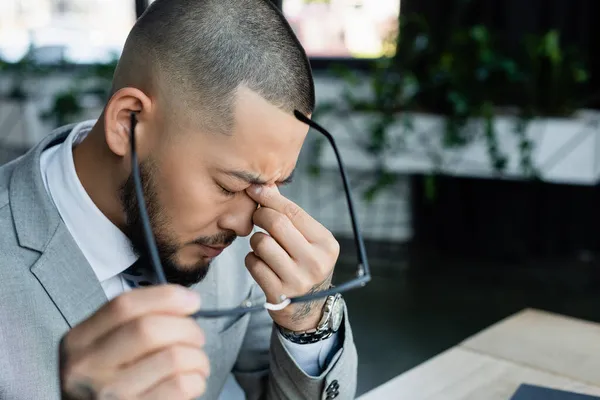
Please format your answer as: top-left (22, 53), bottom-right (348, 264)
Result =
top-left (119, 158), bottom-right (237, 287)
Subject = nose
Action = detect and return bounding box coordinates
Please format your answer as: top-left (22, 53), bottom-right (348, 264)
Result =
top-left (218, 192), bottom-right (258, 237)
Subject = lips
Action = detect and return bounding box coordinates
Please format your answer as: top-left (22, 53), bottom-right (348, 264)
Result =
top-left (199, 244), bottom-right (227, 258)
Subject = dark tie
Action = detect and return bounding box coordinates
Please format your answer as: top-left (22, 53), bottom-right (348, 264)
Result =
top-left (121, 259), bottom-right (156, 288)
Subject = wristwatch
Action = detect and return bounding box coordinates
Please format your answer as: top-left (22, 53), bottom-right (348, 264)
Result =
top-left (277, 293), bottom-right (345, 344)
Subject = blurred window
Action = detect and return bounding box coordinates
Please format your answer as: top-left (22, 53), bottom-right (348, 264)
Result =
top-left (0, 0), bottom-right (136, 63)
top-left (149, 0), bottom-right (401, 59)
top-left (282, 0), bottom-right (400, 58)
top-left (0, 0), bottom-right (401, 63)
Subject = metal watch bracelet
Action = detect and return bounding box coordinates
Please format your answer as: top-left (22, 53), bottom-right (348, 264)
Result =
top-left (277, 325), bottom-right (336, 345)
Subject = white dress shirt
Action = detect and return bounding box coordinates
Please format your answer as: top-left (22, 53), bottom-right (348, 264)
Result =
top-left (39, 121), bottom-right (338, 396)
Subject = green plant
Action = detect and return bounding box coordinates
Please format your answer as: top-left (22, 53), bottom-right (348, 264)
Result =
top-left (2, 49), bottom-right (50, 101)
top-left (0, 53), bottom-right (116, 127)
top-left (313, 10), bottom-right (588, 201)
top-left (41, 58), bottom-right (118, 127)
top-left (521, 30), bottom-right (590, 117)
top-left (41, 91), bottom-right (83, 127)
top-left (0, 51), bottom-right (120, 150)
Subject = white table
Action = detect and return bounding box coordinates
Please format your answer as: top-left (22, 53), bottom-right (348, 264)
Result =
top-left (358, 309), bottom-right (600, 400)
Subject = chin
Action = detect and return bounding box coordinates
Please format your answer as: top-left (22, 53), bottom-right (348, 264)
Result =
top-left (163, 258), bottom-right (212, 287)
top-left (165, 268), bottom-right (210, 287)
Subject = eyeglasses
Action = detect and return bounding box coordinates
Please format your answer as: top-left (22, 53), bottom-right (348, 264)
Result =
top-left (129, 110), bottom-right (371, 318)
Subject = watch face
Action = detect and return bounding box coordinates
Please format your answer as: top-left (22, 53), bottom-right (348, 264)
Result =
top-left (330, 297), bottom-right (345, 331)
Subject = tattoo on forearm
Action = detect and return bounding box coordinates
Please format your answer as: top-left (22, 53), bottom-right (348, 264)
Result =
top-left (291, 279), bottom-right (331, 322)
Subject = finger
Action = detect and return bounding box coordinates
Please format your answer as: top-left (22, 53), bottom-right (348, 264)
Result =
top-left (252, 207), bottom-right (312, 262)
top-left (249, 232), bottom-right (297, 282)
top-left (246, 185), bottom-right (326, 243)
top-left (245, 252), bottom-right (283, 303)
top-left (142, 373), bottom-right (206, 400)
top-left (86, 315), bottom-right (205, 369)
top-left (66, 285), bottom-right (201, 352)
top-left (102, 346), bottom-right (210, 398)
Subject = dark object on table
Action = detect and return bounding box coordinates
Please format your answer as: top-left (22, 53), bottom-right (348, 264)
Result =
top-left (511, 384), bottom-right (600, 400)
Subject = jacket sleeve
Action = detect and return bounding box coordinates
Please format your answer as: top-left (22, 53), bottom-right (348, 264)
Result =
top-left (232, 282), bottom-right (358, 400)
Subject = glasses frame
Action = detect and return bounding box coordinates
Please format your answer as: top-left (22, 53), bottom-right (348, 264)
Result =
top-left (129, 110), bottom-right (371, 318)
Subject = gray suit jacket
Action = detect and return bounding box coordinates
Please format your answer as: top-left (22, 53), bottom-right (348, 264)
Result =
top-left (0, 125), bottom-right (358, 399)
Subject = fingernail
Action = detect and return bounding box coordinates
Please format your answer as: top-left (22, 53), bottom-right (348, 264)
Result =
top-left (251, 185), bottom-right (262, 194)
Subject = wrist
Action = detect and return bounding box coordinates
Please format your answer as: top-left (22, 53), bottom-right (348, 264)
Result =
top-left (278, 308), bottom-right (323, 332)
top-left (277, 293), bottom-right (344, 345)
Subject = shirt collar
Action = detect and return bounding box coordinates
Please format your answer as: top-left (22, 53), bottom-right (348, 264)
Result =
top-left (44, 120), bottom-right (138, 283)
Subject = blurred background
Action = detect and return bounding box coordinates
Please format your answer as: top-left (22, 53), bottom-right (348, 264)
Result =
top-left (2, 0), bottom-right (600, 396)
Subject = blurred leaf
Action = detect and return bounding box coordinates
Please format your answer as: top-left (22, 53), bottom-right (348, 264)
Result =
top-left (440, 53), bottom-right (454, 71)
top-left (306, 136), bottom-right (326, 177)
top-left (479, 49), bottom-right (493, 64)
top-left (363, 169), bottom-right (396, 202)
top-left (42, 91), bottom-right (83, 127)
top-left (447, 91), bottom-right (469, 115)
top-left (8, 85), bottom-right (28, 101)
top-left (470, 25), bottom-right (490, 44)
top-left (542, 30), bottom-right (562, 65)
top-left (492, 154), bottom-right (508, 171)
top-left (367, 120), bottom-right (389, 154)
top-left (476, 67), bottom-right (490, 81)
top-left (330, 64), bottom-right (361, 87)
top-left (413, 34), bottom-right (429, 52)
top-left (424, 174), bottom-right (436, 202)
top-left (501, 60), bottom-right (519, 79)
top-left (313, 102), bottom-right (338, 119)
top-left (307, 164), bottom-right (321, 177)
top-left (401, 113), bottom-right (415, 132)
top-left (573, 67), bottom-right (589, 83)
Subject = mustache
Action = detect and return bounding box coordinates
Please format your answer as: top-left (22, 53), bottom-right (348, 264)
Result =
top-left (190, 231), bottom-right (237, 247)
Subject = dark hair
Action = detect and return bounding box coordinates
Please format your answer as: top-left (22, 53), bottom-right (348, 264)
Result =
top-left (112, 0), bottom-right (315, 133)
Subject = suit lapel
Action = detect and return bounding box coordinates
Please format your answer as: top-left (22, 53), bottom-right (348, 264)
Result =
top-left (9, 126), bottom-right (72, 252)
top-left (10, 124), bottom-right (106, 328)
top-left (30, 223), bottom-right (107, 327)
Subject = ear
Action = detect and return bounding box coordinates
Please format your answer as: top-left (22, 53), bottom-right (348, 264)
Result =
top-left (104, 87), bottom-right (153, 157)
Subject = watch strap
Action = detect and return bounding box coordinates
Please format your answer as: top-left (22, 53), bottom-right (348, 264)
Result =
top-left (278, 325), bottom-right (335, 345)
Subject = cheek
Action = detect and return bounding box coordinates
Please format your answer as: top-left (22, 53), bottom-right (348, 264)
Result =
top-left (156, 156), bottom-right (224, 234)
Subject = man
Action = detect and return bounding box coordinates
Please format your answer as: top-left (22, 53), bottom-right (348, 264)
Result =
top-left (0, 0), bottom-right (357, 399)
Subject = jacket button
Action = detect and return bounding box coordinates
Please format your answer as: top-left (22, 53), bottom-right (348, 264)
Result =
top-left (327, 380), bottom-right (339, 390)
top-left (325, 380), bottom-right (340, 398)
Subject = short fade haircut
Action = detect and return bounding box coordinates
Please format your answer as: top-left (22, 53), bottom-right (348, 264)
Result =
top-left (111, 0), bottom-right (315, 134)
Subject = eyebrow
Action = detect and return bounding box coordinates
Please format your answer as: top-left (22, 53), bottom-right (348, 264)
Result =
top-left (221, 168), bottom-right (295, 186)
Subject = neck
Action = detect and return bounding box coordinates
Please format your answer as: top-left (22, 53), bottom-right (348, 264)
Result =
top-left (73, 120), bottom-right (127, 230)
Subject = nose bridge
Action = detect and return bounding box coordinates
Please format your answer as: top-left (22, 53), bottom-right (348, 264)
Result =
top-left (219, 193), bottom-right (257, 237)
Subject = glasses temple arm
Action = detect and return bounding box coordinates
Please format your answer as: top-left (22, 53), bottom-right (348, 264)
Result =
top-left (130, 112), bottom-right (168, 285)
top-left (190, 275), bottom-right (370, 319)
top-left (293, 110), bottom-right (371, 280)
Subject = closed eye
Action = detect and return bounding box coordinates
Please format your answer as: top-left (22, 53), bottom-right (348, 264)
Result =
top-left (217, 183), bottom-right (237, 197)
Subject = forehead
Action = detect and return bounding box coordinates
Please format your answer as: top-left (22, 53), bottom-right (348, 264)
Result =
top-left (205, 87), bottom-right (309, 181)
